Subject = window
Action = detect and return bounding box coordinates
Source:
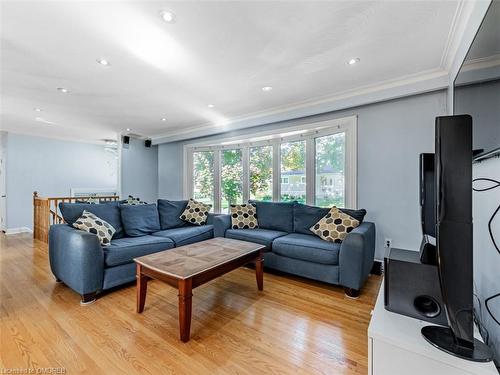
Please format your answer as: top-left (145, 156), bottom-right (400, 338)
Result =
top-left (250, 146), bottom-right (273, 201)
top-left (184, 116), bottom-right (357, 212)
top-left (221, 149), bottom-right (243, 213)
top-left (192, 151), bottom-right (214, 210)
top-left (280, 141), bottom-right (306, 203)
top-left (315, 132), bottom-right (345, 207)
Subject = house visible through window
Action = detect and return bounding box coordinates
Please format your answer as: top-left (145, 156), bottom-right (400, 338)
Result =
top-left (184, 116), bottom-right (357, 212)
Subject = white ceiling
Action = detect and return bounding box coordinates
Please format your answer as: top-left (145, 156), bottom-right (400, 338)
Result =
top-left (1, 1), bottom-right (462, 144)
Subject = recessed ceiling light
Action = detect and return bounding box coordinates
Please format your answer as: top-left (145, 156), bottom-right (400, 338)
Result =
top-left (57, 87), bottom-right (69, 93)
top-left (34, 108), bottom-right (42, 112)
top-left (126, 128), bottom-right (131, 132)
top-left (97, 58), bottom-right (110, 66)
top-left (160, 10), bottom-right (176, 23)
top-left (207, 104), bottom-right (215, 108)
top-left (161, 118), bottom-right (167, 122)
top-left (347, 58), bottom-right (360, 65)
top-left (262, 86), bottom-right (273, 92)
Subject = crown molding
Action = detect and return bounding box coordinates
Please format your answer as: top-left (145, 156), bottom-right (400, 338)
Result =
top-left (440, 0), bottom-right (469, 71)
top-left (152, 68), bottom-right (448, 144)
top-left (461, 53), bottom-right (500, 72)
top-left (1, 128), bottom-right (111, 146)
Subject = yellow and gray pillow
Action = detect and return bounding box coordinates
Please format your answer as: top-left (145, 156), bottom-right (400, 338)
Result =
top-left (180, 199), bottom-right (211, 225)
top-left (73, 210), bottom-right (116, 246)
top-left (310, 207), bottom-right (359, 243)
top-left (230, 203), bottom-right (259, 229)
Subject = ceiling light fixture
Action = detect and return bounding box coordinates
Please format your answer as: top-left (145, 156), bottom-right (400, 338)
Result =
top-left (97, 58), bottom-right (110, 66)
top-left (34, 108), bottom-right (42, 112)
top-left (161, 118), bottom-right (167, 122)
top-left (207, 104), bottom-right (215, 108)
top-left (262, 86), bottom-right (273, 92)
top-left (126, 128), bottom-right (131, 132)
top-left (160, 10), bottom-right (176, 23)
top-left (347, 58), bottom-right (360, 65)
top-left (57, 87), bottom-right (69, 93)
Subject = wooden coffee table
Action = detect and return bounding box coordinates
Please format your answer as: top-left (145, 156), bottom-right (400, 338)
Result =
top-left (134, 237), bottom-right (265, 342)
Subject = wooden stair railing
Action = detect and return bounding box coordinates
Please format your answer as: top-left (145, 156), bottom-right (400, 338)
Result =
top-left (33, 191), bottom-right (119, 243)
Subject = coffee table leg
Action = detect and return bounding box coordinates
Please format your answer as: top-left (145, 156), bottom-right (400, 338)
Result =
top-left (178, 278), bottom-right (193, 342)
top-left (255, 250), bottom-right (264, 291)
top-left (136, 264), bottom-right (148, 313)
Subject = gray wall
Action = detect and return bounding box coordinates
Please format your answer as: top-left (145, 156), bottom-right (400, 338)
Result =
top-left (121, 137), bottom-right (159, 204)
top-left (455, 79), bottom-right (500, 153)
top-left (158, 90), bottom-right (448, 259)
top-left (5, 133), bottom-right (117, 230)
top-left (158, 141), bottom-right (183, 200)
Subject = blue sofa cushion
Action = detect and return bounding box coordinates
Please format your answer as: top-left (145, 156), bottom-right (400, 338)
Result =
top-left (104, 235), bottom-right (174, 267)
top-left (248, 200), bottom-right (295, 233)
top-left (225, 228), bottom-right (287, 249)
top-left (293, 203), bottom-right (366, 235)
top-left (272, 233), bottom-right (340, 265)
top-left (152, 225), bottom-right (214, 247)
top-left (59, 201), bottom-right (124, 239)
top-left (157, 199), bottom-right (189, 229)
top-left (120, 204), bottom-right (161, 237)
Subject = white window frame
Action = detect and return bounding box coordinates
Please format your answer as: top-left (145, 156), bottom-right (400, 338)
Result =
top-left (183, 115), bottom-right (357, 212)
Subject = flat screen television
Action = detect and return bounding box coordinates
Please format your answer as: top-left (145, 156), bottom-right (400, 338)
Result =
top-left (421, 115), bottom-right (492, 362)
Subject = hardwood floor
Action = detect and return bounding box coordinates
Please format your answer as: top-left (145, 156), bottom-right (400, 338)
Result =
top-left (0, 233), bottom-right (381, 374)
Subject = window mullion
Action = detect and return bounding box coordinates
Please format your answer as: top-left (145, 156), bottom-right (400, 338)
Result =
top-left (214, 150), bottom-right (221, 213)
top-left (242, 146), bottom-right (249, 203)
top-left (272, 140), bottom-right (280, 201)
top-left (305, 137), bottom-right (315, 205)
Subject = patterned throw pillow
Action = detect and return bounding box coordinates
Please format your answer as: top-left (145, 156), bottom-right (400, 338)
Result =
top-left (123, 195), bottom-right (147, 205)
top-left (73, 210), bottom-right (116, 246)
top-left (180, 199), bottom-right (211, 226)
top-left (230, 203), bottom-right (259, 229)
top-left (310, 207), bottom-right (360, 243)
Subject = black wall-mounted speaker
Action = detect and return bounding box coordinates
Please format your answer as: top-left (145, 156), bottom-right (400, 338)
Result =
top-left (145, 139), bottom-right (152, 148)
top-left (384, 248), bottom-right (447, 326)
top-left (123, 135), bottom-right (130, 145)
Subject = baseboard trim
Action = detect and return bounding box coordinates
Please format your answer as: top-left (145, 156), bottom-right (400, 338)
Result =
top-left (5, 227), bottom-right (33, 235)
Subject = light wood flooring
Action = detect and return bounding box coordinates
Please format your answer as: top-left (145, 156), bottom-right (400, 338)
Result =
top-left (0, 233), bottom-right (381, 374)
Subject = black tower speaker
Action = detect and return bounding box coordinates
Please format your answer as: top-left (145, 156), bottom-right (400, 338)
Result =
top-left (384, 248), bottom-right (447, 325)
top-left (145, 139), bottom-right (152, 148)
top-left (123, 135), bottom-right (130, 145)
top-left (421, 115), bottom-right (492, 362)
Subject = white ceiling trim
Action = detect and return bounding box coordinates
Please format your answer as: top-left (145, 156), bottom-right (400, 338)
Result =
top-left (152, 67), bottom-right (449, 144)
top-left (440, 0), bottom-right (469, 70)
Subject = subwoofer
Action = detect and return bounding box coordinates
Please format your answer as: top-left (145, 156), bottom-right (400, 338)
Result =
top-left (384, 248), bottom-right (447, 325)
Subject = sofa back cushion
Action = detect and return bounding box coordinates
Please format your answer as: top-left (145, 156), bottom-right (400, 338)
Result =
top-left (249, 200), bottom-right (295, 233)
top-left (120, 203), bottom-right (161, 237)
top-left (59, 201), bottom-right (124, 239)
top-left (157, 199), bottom-right (188, 229)
top-left (293, 203), bottom-right (366, 235)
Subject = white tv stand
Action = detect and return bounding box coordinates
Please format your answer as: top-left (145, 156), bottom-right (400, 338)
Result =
top-left (368, 280), bottom-right (497, 375)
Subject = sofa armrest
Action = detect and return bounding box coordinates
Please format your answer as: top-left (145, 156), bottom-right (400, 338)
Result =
top-left (49, 224), bottom-right (104, 295)
top-left (213, 214), bottom-right (231, 237)
top-left (339, 222), bottom-right (376, 290)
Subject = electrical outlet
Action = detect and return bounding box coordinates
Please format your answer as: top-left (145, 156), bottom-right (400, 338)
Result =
top-left (385, 238), bottom-right (392, 248)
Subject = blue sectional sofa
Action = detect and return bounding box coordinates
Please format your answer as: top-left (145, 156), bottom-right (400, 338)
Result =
top-left (49, 199), bottom-right (375, 303)
top-left (213, 201), bottom-right (376, 297)
top-left (49, 199), bottom-right (215, 303)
